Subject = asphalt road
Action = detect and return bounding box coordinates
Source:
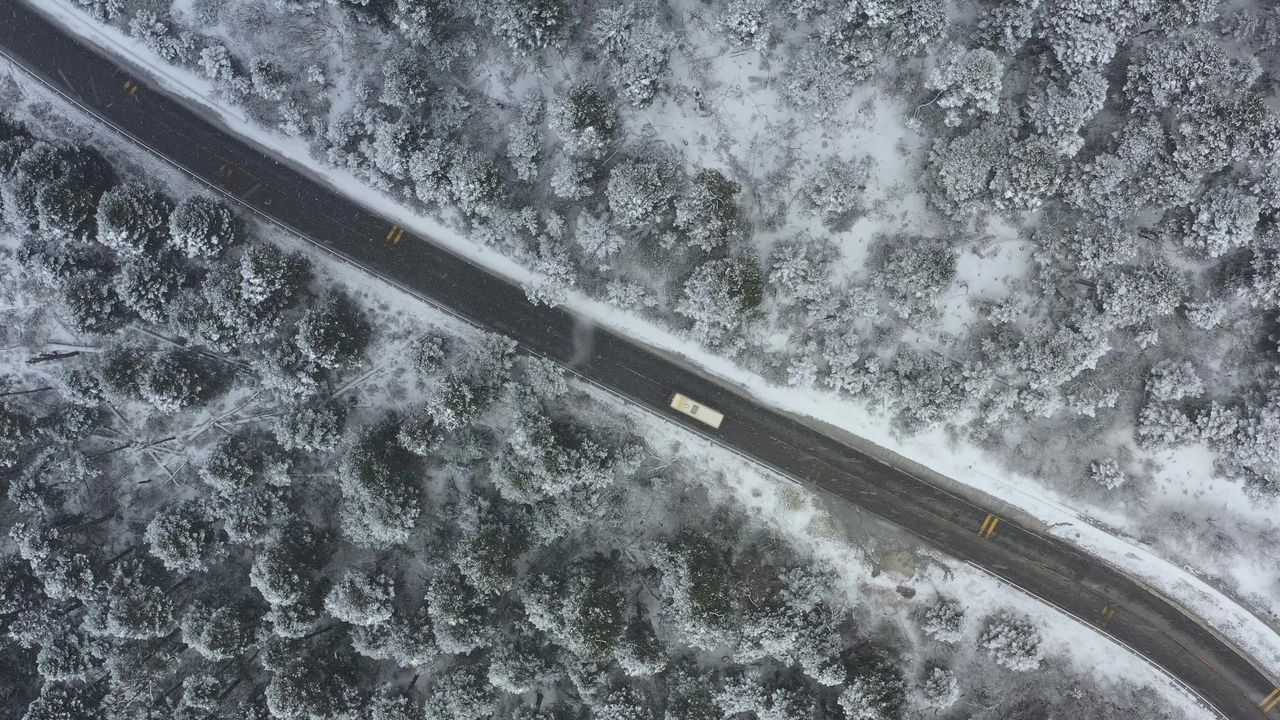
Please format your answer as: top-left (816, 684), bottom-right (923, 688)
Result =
top-left (1, 3), bottom-right (1276, 718)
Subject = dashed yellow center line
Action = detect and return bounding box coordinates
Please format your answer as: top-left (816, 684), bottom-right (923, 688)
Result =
top-left (978, 514), bottom-right (1000, 538)
top-left (1259, 688), bottom-right (1280, 713)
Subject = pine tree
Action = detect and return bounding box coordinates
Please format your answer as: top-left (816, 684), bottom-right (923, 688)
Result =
top-left (922, 597), bottom-right (963, 643)
top-left (0, 401), bottom-right (34, 470)
top-left (473, 0), bottom-right (569, 57)
top-left (925, 46), bottom-right (1004, 127)
top-left (920, 666), bottom-right (958, 708)
top-left (614, 611), bottom-right (667, 677)
top-left (491, 410), bottom-right (622, 505)
top-left (180, 596), bottom-right (264, 660)
top-left (145, 498), bottom-right (225, 574)
top-left (349, 606), bottom-right (438, 668)
top-left (294, 288), bottom-right (371, 368)
top-left (324, 568), bottom-right (395, 626)
top-left (1089, 457), bottom-right (1127, 490)
top-left (12, 523), bottom-right (96, 601)
top-left (674, 169), bottom-right (745, 252)
top-left (1147, 359), bottom-right (1203, 402)
top-left (1180, 186), bottom-right (1261, 258)
top-left (423, 664), bottom-right (498, 720)
top-left (592, 3), bottom-right (675, 107)
top-left (508, 93), bottom-right (545, 182)
top-left (718, 0), bottom-right (771, 49)
top-left (264, 640), bottom-right (363, 720)
top-left (651, 536), bottom-right (734, 650)
top-left (607, 156), bottom-right (680, 230)
top-left (337, 422), bottom-right (423, 548)
top-left (21, 682), bottom-right (103, 720)
top-left (83, 561), bottom-right (175, 640)
top-left (168, 195), bottom-right (244, 259)
top-left (2, 141), bottom-right (113, 240)
top-left (67, 270), bottom-right (131, 336)
top-left (451, 495), bottom-right (528, 596)
top-left (676, 258), bottom-right (764, 348)
top-left (95, 183), bottom-right (172, 257)
top-left (405, 332), bottom-right (448, 376)
top-left (551, 83), bottom-right (618, 160)
top-left (799, 157), bottom-right (872, 226)
top-left (426, 565), bottom-right (493, 654)
top-left (873, 237), bottom-right (956, 321)
top-left (978, 612), bottom-right (1042, 671)
top-left (366, 684), bottom-right (418, 720)
top-left (36, 626), bottom-right (100, 682)
top-left (249, 524), bottom-right (327, 606)
top-left (139, 349), bottom-right (212, 412)
top-left (839, 650), bottom-right (906, 720)
top-left (114, 252), bottom-right (184, 324)
top-left (487, 631), bottom-right (555, 694)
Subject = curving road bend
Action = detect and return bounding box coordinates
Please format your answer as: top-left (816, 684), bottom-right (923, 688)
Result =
top-left (0, 2), bottom-right (1276, 717)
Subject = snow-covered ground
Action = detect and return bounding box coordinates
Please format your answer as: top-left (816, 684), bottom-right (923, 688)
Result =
top-left (16, 0), bottom-right (1280, 689)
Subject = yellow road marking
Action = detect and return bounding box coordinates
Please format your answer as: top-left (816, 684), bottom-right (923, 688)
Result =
top-left (122, 79), bottom-right (137, 95)
top-left (978, 514), bottom-right (1000, 538)
top-left (386, 224), bottom-right (399, 241)
top-left (1260, 688), bottom-right (1280, 712)
top-left (1101, 605), bottom-right (1115, 623)
top-left (393, 227), bottom-right (406, 244)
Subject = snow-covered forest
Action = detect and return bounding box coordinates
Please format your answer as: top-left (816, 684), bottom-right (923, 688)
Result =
top-left (39, 0), bottom-right (1280, 629)
top-left (0, 100), bottom-right (1202, 720)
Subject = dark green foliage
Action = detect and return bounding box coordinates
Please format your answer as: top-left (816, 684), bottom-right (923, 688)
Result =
top-left (1, 141), bottom-right (113, 240)
top-left (337, 420), bottom-right (422, 548)
top-left (94, 182), bottom-right (173, 257)
top-left (294, 290), bottom-right (370, 370)
top-left (168, 195), bottom-right (244, 259)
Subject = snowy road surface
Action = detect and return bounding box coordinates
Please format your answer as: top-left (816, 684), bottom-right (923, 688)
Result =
top-left (0, 2), bottom-right (1276, 718)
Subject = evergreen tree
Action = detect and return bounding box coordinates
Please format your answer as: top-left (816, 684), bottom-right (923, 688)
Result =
top-left (114, 252), bottom-right (184, 323)
top-left (138, 349), bottom-right (213, 412)
top-left (926, 46), bottom-right (1004, 127)
top-left (274, 402), bottom-right (345, 453)
top-left (83, 561), bottom-right (175, 640)
top-left (426, 565), bottom-right (493, 654)
top-left (550, 83), bottom-right (618, 159)
top-left (978, 612), bottom-right (1042, 671)
top-left (922, 597), bottom-right (963, 643)
top-left (338, 422), bottom-right (423, 548)
top-left (674, 169), bottom-right (745, 252)
top-left (423, 664), bottom-right (498, 720)
top-left (676, 257), bottom-right (765, 347)
top-left (920, 666), bottom-right (958, 708)
top-left (324, 568), bottom-right (395, 626)
top-left (95, 183), bottom-right (172, 257)
top-left (264, 639), bottom-right (364, 720)
top-left (249, 524), bottom-right (327, 606)
top-left (294, 290), bottom-right (371, 370)
top-left (180, 596), bottom-right (264, 660)
top-left (145, 498), bottom-right (226, 574)
top-left (607, 156), bottom-right (681, 230)
top-left (168, 195), bottom-right (244, 259)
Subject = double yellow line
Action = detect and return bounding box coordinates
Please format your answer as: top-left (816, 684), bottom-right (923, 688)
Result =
top-left (1260, 688), bottom-right (1280, 713)
top-left (978, 514), bottom-right (1000, 538)
top-left (121, 79), bottom-right (138, 95)
top-left (385, 224), bottom-right (406, 244)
